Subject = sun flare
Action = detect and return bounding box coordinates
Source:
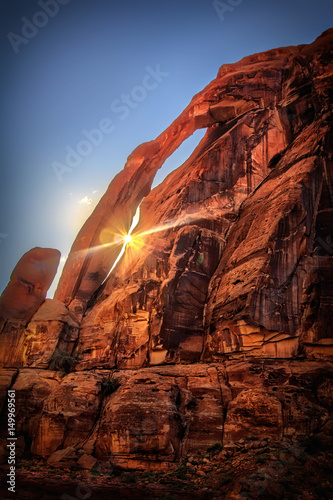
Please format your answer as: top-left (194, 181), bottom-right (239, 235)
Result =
top-left (124, 234), bottom-right (132, 245)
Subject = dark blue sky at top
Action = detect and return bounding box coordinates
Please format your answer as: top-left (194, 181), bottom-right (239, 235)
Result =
top-left (0, 0), bottom-right (332, 297)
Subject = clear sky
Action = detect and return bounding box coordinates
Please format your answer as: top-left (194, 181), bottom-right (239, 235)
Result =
top-left (0, 0), bottom-right (332, 297)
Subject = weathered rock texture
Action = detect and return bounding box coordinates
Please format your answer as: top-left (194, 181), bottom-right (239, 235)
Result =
top-left (1, 360), bottom-right (332, 471)
top-left (0, 299), bottom-right (79, 368)
top-left (0, 247), bottom-right (60, 323)
top-left (0, 29), bottom-right (332, 472)
top-left (70, 28), bottom-right (333, 368)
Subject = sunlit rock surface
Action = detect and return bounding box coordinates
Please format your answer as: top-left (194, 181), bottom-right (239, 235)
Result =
top-left (0, 248), bottom-right (61, 367)
top-left (71, 28), bottom-right (332, 367)
top-left (0, 299), bottom-right (79, 368)
top-left (0, 247), bottom-right (60, 324)
top-left (0, 29), bottom-right (332, 471)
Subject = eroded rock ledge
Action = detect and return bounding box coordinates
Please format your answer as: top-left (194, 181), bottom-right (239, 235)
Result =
top-left (0, 360), bottom-right (332, 472)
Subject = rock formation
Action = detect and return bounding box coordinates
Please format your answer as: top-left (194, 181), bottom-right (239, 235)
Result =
top-left (0, 29), bottom-right (332, 488)
top-left (0, 247), bottom-right (60, 324)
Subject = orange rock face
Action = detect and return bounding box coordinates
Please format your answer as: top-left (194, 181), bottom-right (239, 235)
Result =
top-left (0, 248), bottom-right (60, 324)
top-left (1, 361), bottom-right (332, 470)
top-left (0, 30), bottom-right (332, 472)
top-left (69, 28), bottom-right (332, 368)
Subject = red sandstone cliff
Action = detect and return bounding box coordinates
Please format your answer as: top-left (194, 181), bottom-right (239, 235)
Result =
top-left (0, 29), bottom-right (332, 495)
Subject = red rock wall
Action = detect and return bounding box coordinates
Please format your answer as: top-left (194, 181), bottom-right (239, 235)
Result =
top-left (69, 28), bottom-right (332, 368)
top-left (0, 29), bottom-right (332, 471)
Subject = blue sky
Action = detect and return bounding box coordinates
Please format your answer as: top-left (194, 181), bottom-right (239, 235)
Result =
top-left (0, 0), bottom-right (332, 297)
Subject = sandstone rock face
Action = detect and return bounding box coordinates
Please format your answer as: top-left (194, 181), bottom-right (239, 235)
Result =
top-left (67, 28), bottom-right (333, 368)
top-left (0, 299), bottom-right (79, 368)
top-left (31, 371), bottom-right (102, 457)
top-left (205, 118), bottom-right (333, 360)
top-left (54, 43), bottom-right (295, 316)
top-left (0, 30), bottom-right (332, 472)
top-left (0, 247), bottom-right (60, 323)
top-left (0, 249), bottom-right (62, 368)
top-left (76, 225), bottom-right (224, 370)
top-left (1, 361), bottom-right (332, 471)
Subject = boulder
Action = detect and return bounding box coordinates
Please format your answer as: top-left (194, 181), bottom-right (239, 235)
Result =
top-left (0, 247), bottom-right (60, 323)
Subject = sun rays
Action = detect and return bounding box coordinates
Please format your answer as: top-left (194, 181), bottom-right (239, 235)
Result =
top-left (67, 206), bottom-right (213, 284)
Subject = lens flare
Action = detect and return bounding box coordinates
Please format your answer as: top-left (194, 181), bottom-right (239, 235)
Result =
top-left (68, 205), bottom-right (211, 287)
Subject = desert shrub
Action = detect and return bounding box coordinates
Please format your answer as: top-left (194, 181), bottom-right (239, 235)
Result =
top-left (121, 471), bottom-right (136, 483)
top-left (141, 471), bottom-right (158, 483)
top-left (207, 442), bottom-right (223, 454)
top-left (173, 464), bottom-right (192, 479)
top-left (90, 469), bottom-right (101, 476)
top-left (49, 349), bottom-right (79, 373)
top-left (101, 375), bottom-right (121, 396)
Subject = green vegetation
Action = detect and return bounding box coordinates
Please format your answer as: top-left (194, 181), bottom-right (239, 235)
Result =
top-left (141, 471), bottom-right (158, 483)
top-left (173, 464), bottom-right (192, 479)
top-left (48, 349), bottom-right (79, 373)
top-left (90, 468), bottom-right (102, 476)
top-left (101, 375), bottom-right (121, 396)
top-left (207, 442), bottom-right (223, 455)
top-left (121, 471), bottom-right (137, 483)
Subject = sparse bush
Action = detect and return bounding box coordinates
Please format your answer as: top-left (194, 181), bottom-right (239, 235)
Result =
top-left (207, 442), bottom-right (223, 454)
top-left (101, 375), bottom-right (121, 396)
top-left (173, 464), bottom-right (192, 479)
top-left (255, 448), bottom-right (268, 455)
top-left (90, 469), bottom-right (101, 476)
top-left (255, 455), bottom-right (267, 464)
top-left (121, 471), bottom-right (136, 483)
top-left (49, 349), bottom-right (79, 374)
top-left (49, 468), bottom-right (61, 475)
top-left (141, 471), bottom-right (158, 483)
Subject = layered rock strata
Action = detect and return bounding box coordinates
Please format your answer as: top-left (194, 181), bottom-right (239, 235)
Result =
top-left (0, 360), bottom-right (332, 471)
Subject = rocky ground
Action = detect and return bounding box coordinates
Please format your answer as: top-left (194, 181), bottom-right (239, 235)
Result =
top-left (1, 434), bottom-right (333, 499)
